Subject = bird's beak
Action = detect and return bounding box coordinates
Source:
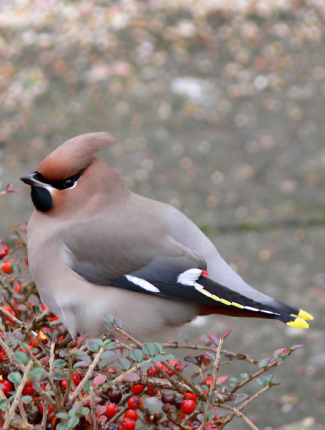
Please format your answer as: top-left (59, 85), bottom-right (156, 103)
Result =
top-left (20, 173), bottom-right (43, 187)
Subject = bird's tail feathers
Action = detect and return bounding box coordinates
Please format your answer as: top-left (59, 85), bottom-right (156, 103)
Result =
top-left (196, 275), bottom-right (313, 329)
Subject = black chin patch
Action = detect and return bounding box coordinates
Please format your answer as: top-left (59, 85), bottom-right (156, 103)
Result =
top-left (31, 186), bottom-right (53, 212)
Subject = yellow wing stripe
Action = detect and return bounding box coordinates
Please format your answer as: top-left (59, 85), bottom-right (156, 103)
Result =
top-left (231, 302), bottom-right (245, 309)
top-left (194, 283), bottom-right (259, 311)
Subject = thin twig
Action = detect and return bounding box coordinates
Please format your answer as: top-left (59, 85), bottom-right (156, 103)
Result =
top-left (219, 404), bottom-right (258, 430)
top-left (3, 360), bottom-right (33, 429)
top-left (70, 345), bottom-right (104, 402)
top-left (112, 358), bottom-right (152, 384)
top-left (90, 385), bottom-right (98, 430)
top-left (163, 342), bottom-right (255, 364)
top-left (199, 337), bottom-right (224, 429)
top-left (222, 384), bottom-right (271, 426)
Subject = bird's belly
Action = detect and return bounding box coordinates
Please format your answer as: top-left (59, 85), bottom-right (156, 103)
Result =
top-left (67, 287), bottom-right (199, 340)
top-left (31, 264), bottom-right (198, 339)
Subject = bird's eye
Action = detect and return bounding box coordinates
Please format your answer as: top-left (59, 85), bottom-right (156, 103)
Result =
top-left (62, 178), bottom-right (74, 189)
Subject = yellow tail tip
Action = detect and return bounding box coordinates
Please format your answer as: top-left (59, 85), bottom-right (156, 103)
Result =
top-left (298, 309), bottom-right (314, 321)
top-left (287, 318), bottom-right (309, 329)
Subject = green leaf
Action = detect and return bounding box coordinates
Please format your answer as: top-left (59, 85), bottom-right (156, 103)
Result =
top-left (130, 349), bottom-right (143, 362)
top-left (154, 342), bottom-right (163, 353)
top-left (82, 380), bottom-right (91, 394)
top-left (117, 358), bottom-right (131, 370)
top-left (56, 412), bottom-right (69, 419)
top-left (104, 341), bottom-right (117, 351)
top-left (14, 351), bottom-right (29, 365)
top-left (241, 373), bottom-right (249, 379)
top-left (54, 359), bottom-right (67, 368)
top-left (21, 395), bottom-right (33, 403)
top-left (57, 423), bottom-right (69, 430)
top-left (8, 372), bottom-right (22, 384)
top-left (77, 407), bottom-right (90, 416)
top-left (69, 406), bottom-right (90, 417)
top-left (99, 351), bottom-right (116, 368)
top-left (258, 357), bottom-right (271, 368)
top-left (69, 407), bottom-right (78, 417)
top-left (0, 403), bottom-right (9, 412)
top-left (151, 354), bottom-right (174, 362)
top-left (67, 416), bottom-right (80, 428)
top-left (30, 367), bottom-right (44, 381)
top-left (6, 338), bottom-right (15, 347)
top-left (256, 377), bottom-right (269, 387)
top-left (143, 343), bottom-right (156, 356)
top-left (86, 339), bottom-right (102, 353)
top-left (163, 354), bottom-right (175, 361)
top-left (53, 371), bottom-right (65, 380)
top-left (151, 354), bottom-right (165, 362)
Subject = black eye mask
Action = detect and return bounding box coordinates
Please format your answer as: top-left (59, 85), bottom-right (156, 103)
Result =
top-left (33, 171), bottom-right (83, 190)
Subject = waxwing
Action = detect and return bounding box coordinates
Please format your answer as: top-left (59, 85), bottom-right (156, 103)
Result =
top-left (20, 132), bottom-right (313, 339)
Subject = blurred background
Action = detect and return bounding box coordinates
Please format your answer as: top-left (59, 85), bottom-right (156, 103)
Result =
top-left (0, 0), bottom-right (324, 428)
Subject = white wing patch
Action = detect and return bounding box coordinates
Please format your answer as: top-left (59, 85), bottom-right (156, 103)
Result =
top-left (126, 275), bottom-right (160, 293)
top-left (177, 268), bottom-right (202, 286)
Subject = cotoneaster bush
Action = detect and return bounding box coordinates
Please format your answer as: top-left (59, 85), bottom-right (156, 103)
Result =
top-left (0, 188), bottom-right (304, 430)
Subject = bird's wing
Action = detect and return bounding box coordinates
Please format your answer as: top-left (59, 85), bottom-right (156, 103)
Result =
top-left (63, 197), bottom-right (312, 329)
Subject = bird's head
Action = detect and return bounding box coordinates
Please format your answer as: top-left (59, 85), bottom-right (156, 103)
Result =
top-left (21, 132), bottom-right (123, 215)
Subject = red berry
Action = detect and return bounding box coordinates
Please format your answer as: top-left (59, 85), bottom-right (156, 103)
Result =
top-left (131, 384), bottom-right (144, 395)
top-left (120, 418), bottom-right (136, 430)
top-left (13, 283), bottom-right (20, 293)
top-left (147, 366), bottom-right (159, 377)
top-left (146, 385), bottom-right (156, 396)
top-left (72, 372), bottom-right (83, 386)
top-left (0, 245), bottom-right (9, 259)
top-left (127, 396), bottom-right (142, 410)
top-left (106, 367), bottom-right (117, 373)
top-left (40, 403), bottom-right (54, 415)
top-left (181, 399), bottom-right (196, 414)
top-left (0, 347), bottom-right (7, 362)
top-left (25, 257), bottom-right (28, 265)
top-left (22, 380), bottom-right (34, 396)
top-left (124, 409), bottom-right (139, 421)
top-left (1, 306), bottom-right (16, 323)
top-left (105, 403), bottom-right (119, 418)
top-left (2, 260), bottom-right (14, 274)
top-left (61, 379), bottom-right (68, 389)
top-left (184, 392), bottom-right (197, 401)
top-left (205, 376), bottom-right (214, 386)
top-left (0, 378), bottom-right (12, 397)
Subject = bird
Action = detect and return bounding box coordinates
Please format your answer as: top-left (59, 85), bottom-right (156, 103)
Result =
top-left (20, 132), bottom-right (313, 339)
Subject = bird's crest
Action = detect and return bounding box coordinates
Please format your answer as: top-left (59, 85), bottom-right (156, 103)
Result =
top-left (37, 132), bottom-right (116, 181)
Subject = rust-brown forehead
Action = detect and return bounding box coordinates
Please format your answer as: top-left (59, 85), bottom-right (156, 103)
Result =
top-left (36, 132), bottom-right (116, 181)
